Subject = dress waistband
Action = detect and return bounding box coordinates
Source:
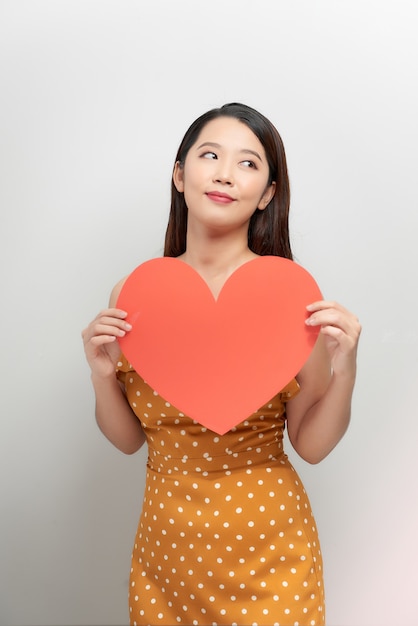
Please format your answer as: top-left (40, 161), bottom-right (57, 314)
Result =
top-left (147, 440), bottom-right (287, 475)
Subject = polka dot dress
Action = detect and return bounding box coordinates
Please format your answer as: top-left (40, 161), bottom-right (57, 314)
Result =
top-left (116, 356), bottom-right (325, 626)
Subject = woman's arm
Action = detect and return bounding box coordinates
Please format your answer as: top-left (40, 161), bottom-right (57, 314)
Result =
top-left (286, 300), bottom-right (361, 464)
top-left (82, 279), bottom-right (146, 454)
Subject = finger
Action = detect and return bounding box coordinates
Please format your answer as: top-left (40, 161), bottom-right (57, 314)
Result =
top-left (305, 301), bottom-right (359, 323)
top-left (305, 308), bottom-right (343, 328)
top-left (82, 320), bottom-right (131, 345)
top-left (95, 316), bottom-right (132, 331)
top-left (94, 308), bottom-right (128, 321)
top-left (82, 310), bottom-right (130, 339)
top-left (306, 309), bottom-right (360, 337)
top-left (306, 300), bottom-right (350, 314)
top-left (89, 334), bottom-right (118, 347)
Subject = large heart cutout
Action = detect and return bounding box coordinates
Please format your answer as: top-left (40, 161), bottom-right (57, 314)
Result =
top-left (117, 256), bottom-right (321, 434)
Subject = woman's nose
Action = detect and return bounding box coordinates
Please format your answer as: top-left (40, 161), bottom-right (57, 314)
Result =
top-left (212, 157), bottom-right (234, 185)
top-left (214, 172), bottom-right (233, 185)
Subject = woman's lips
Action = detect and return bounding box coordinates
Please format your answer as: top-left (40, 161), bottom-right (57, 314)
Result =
top-left (206, 192), bottom-right (235, 204)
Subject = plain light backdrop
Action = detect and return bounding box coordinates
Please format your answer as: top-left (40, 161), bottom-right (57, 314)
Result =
top-left (1, 1), bottom-right (417, 625)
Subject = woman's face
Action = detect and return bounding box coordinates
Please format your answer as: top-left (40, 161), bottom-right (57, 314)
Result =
top-left (173, 117), bottom-right (275, 235)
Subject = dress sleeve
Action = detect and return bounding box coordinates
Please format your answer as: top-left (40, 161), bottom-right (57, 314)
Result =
top-left (279, 378), bottom-right (301, 402)
top-left (115, 353), bottom-right (134, 386)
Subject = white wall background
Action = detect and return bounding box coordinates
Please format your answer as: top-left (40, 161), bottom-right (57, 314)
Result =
top-left (1, 1), bottom-right (417, 624)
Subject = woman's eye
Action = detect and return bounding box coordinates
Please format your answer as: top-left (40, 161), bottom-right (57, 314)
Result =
top-left (201, 151), bottom-right (217, 159)
top-left (241, 160), bottom-right (256, 168)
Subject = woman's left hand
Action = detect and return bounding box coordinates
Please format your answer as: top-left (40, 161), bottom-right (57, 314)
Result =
top-left (305, 301), bottom-right (361, 377)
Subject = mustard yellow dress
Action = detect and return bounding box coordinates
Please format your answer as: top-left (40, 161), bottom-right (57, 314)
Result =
top-left (116, 356), bottom-right (325, 626)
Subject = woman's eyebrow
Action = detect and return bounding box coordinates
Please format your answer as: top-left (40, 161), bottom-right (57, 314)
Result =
top-left (197, 141), bottom-right (263, 162)
top-left (240, 148), bottom-right (263, 162)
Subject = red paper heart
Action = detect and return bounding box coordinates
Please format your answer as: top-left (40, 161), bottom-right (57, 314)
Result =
top-left (117, 256), bottom-right (321, 434)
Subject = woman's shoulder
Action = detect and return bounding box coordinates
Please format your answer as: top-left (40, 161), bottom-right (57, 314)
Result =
top-left (109, 275), bottom-right (129, 307)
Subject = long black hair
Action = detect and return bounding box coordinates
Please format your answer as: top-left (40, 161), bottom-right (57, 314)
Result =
top-left (164, 103), bottom-right (292, 260)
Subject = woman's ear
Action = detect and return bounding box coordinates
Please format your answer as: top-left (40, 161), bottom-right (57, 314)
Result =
top-left (257, 181), bottom-right (276, 211)
top-left (173, 161), bottom-right (185, 192)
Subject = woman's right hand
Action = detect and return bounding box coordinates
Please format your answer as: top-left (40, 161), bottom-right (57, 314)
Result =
top-left (82, 308), bottom-right (132, 379)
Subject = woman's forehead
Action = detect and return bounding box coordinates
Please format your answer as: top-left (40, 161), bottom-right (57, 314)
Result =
top-left (193, 116), bottom-right (264, 152)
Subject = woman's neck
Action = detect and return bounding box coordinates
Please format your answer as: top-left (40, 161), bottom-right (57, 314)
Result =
top-left (178, 231), bottom-right (258, 299)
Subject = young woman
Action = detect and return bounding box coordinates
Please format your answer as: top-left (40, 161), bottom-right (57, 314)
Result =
top-left (82, 103), bottom-right (361, 626)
